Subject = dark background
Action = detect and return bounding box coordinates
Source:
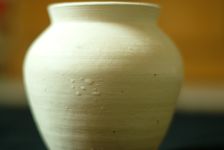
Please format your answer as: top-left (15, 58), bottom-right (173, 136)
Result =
top-left (1, 106), bottom-right (224, 150)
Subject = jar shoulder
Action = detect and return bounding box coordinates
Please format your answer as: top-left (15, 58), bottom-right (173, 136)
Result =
top-left (24, 22), bottom-right (183, 82)
top-left (29, 22), bottom-right (179, 55)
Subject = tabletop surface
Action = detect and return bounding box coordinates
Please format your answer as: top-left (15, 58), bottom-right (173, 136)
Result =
top-left (0, 106), bottom-right (224, 150)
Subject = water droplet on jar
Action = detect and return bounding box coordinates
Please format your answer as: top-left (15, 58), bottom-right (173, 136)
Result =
top-left (84, 78), bottom-right (94, 85)
top-left (92, 91), bottom-right (101, 96)
top-left (70, 79), bottom-right (75, 83)
top-left (71, 85), bottom-right (75, 89)
top-left (76, 91), bottom-right (81, 96)
top-left (80, 86), bottom-right (86, 90)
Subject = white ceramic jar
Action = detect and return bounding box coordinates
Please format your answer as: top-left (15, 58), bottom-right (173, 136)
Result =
top-left (24, 2), bottom-right (183, 150)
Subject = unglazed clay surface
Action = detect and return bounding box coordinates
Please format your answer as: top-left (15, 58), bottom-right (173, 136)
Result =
top-left (24, 2), bottom-right (183, 150)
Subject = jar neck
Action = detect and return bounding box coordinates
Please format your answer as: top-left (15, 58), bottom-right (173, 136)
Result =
top-left (48, 2), bottom-right (160, 24)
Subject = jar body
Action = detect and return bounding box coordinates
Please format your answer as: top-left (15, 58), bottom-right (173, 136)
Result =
top-left (24, 2), bottom-right (183, 150)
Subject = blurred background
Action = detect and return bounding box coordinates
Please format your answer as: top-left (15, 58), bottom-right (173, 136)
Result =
top-left (0, 0), bottom-right (224, 149)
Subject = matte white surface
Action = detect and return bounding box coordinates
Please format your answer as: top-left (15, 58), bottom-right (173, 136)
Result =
top-left (24, 2), bottom-right (183, 150)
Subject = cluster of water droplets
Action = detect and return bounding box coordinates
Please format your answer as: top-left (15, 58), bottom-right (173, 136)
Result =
top-left (70, 77), bottom-right (101, 96)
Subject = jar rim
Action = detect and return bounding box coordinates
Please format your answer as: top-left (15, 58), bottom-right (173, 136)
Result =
top-left (48, 1), bottom-right (160, 10)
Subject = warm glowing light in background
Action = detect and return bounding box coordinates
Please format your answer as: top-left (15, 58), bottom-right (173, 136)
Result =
top-left (1, 0), bottom-right (224, 82)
